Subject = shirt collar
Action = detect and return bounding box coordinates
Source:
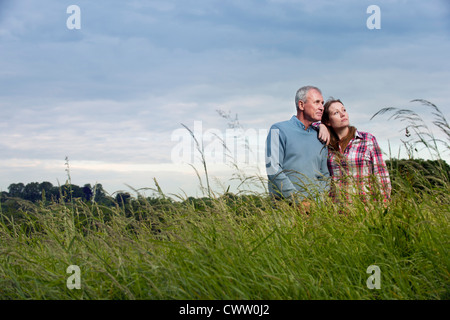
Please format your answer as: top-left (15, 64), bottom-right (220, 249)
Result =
top-left (355, 129), bottom-right (363, 139)
top-left (291, 115), bottom-right (312, 132)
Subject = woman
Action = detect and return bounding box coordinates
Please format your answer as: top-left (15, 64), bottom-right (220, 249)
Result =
top-left (321, 98), bottom-right (391, 204)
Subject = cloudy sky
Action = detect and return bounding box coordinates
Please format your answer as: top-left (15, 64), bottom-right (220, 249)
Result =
top-left (0, 0), bottom-right (449, 198)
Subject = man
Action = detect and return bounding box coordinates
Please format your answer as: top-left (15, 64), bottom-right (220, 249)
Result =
top-left (265, 85), bottom-right (330, 206)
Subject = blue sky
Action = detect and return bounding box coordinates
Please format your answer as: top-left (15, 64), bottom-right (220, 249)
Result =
top-left (1, 0), bottom-right (449, 197)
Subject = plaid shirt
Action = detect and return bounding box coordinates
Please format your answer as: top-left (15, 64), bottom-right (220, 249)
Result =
top-left (327, 130), bottom-right (391, 203)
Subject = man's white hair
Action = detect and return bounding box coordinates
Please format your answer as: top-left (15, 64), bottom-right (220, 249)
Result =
top-left (295, 86), bottom-right (322, 111)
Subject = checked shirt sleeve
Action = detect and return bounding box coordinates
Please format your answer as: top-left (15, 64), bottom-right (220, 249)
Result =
top-left (311, 122), bottom-right (321, 130)
top-left (368, 135), bottom-right (392, 201)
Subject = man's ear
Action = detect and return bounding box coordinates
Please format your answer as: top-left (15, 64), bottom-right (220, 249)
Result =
top-left (297, 101), bottom-right (304, 111)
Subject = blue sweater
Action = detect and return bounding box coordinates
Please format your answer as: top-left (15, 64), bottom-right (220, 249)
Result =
top-left (266, 115), bottom-right (330, 201)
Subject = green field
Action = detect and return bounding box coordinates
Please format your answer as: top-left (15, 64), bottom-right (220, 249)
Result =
top-left (0, 158), bottom-right (448, 300)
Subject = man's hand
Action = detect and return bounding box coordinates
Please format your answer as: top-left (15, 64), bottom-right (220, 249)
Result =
top-left (318, 123), bottom-right (330, 145)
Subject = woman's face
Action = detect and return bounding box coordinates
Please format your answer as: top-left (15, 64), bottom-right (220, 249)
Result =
top-left (326, 102), bottom-right (349, 130)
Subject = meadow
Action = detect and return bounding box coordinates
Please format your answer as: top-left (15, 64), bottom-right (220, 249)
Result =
top-left (0, 102), bottom-right (448, 300)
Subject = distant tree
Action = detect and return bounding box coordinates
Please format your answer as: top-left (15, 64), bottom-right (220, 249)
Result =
top-left (1, 191), bottom-right (8, 203)
top-left (386, 159), bottom-right (449, 193)
top-left (39, 181), bottom-right (54, 202)
top-left (92, 183), bottom-right (114, 206)
top-left (183, 196), bottom-right (212, 211)
top-left (82, 184), bottom-right (93, 201)
top-left (8, 183), bottom-right (25, 198)
top-left (70, 184), bottom-right (84, 199)
top-left (23, 182), bottom-right (41, 202)
top-left (4, 180), bottom-right (118, 206)
top-left (93, 183), bottom-right (106, 203)
top-left (116, 192), bottom-right (131, 207)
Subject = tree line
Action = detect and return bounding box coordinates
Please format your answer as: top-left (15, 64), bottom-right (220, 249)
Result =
top-left (386, 159), bottom-right (449, 192)
top-left (1, 182), bottom-right (110, 204)
top-left (1, 159), bottom-right (448, 207)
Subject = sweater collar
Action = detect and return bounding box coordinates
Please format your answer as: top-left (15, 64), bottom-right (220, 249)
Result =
top-left (290, 115), bottom-right (312, 132)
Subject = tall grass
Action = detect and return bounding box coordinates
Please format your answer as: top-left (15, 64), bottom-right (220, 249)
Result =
top-left (371, 99), bottom-right (450, 160)
top-left (0, 102), bottom-right (448, 300)
top-left (0, 185), bottom-right (447, 300)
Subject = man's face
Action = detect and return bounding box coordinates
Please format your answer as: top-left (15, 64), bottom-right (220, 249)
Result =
top-left (298, 89), bottom-right (324, 124)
